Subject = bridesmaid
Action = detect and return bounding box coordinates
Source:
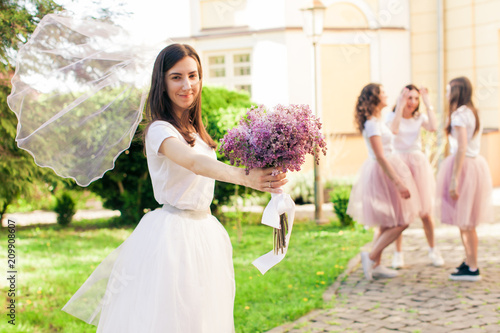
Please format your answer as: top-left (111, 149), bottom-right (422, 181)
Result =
top-left (347, 83), bottom-right (421, 280)
top-left (386, 84), bottom-right (444, 268)
top-left (436, 76), bottom-right (493, 281)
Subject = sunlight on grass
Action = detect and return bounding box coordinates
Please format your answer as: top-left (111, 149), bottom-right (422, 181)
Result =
top-left (0, 215), bottom-right (371, 333)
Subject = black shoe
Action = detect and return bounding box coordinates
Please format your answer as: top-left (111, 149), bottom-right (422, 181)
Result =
top-left (454, 261), bottom-right (468, 273)
top-left (449, 265), bottom-right (481, 281)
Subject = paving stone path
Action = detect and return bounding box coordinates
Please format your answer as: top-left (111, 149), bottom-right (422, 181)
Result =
top-left (268, 216), bottom-right (500, 332)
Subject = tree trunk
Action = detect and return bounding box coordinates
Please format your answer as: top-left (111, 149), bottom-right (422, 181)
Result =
top-left (0, 197), bottom-right (12, 228)
top-left (117, 180), bottom-right (125, 194)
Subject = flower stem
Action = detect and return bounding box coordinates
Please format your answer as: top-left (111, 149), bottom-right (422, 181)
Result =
top-left (273, 213), bottom-right (288, 254)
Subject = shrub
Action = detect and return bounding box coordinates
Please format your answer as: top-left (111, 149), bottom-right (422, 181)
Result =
top-left (55, 192), bottom-right (76, 226)
top-left (202, 87), bottom-right (265, 215)
top-left (330, 185), bottom-right (355, 227)
top-left (284, 171), bottom-right (315, 205)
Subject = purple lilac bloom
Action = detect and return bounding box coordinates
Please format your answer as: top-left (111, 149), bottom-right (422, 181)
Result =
top-left (219, 104), bottom-right (327, 175)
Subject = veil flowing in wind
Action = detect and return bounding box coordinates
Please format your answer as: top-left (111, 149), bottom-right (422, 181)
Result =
top-left (7, 12), bottom-right (164, 186)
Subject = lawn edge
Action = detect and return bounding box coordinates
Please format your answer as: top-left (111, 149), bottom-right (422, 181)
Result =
top-left (264, 240), bottom-right (373, 333)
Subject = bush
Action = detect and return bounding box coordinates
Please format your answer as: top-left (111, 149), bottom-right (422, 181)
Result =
top-left (88, 133), bottom-right (156, 226)
top-left (330, 185), bottom-right (355, 227)
top-left (284, 171), bottom-right (315, 205)
top-left (54, 192), bottom-right (76, 226)
top-left (202, 87), bottom-right (266, 215)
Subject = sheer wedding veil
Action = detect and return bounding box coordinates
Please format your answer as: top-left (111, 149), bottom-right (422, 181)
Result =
top-left (7, 12), bottom-right (166, 186)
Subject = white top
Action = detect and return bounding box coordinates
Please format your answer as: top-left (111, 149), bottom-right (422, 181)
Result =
top-left (363, 117), bottom-right (393, 159)
top-left (386, 112), bottom-right (429, 153)
top-left (449, 105), bottom-right (482, 157)
top-left (145, 120), bottom-right (216, 211)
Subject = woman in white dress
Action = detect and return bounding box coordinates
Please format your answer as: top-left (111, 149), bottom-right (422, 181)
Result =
top-left (347, 83), bottom-right (421, 280)
top-left (62, 43), bottom-right (288, 332)
top-left (436, 76), bottom-right (493, 281)
top-left (386, 84), bottom-right (444, 268)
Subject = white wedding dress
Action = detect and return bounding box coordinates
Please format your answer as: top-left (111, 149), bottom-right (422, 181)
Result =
top-left (62, 121), bottom-right (235, 332)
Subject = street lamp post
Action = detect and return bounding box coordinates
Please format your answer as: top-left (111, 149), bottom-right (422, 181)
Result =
top-left (301, 0), bottom-right (326, 223)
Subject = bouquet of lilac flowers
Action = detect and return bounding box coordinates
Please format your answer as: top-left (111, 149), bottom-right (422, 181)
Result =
top-left (220, 104), bottom-right (326, 272)
top-left (220, 104), bottom-right (327, 176)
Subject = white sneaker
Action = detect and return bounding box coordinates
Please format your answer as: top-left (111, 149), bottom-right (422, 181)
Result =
top-left (372, 265), bottom-right (399, 278)
top-left (360, 252), bottom-right (374, 280)
top-left (428, 248), bottom-right (444, 267)
top-left (392, 251), bottom-right (404, 269)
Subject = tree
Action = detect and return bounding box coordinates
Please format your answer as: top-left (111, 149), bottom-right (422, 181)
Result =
top-left (0, 0), bottom-right (61, 73)
top-left (0, 0), bottom-right (62, 222)
top-left (0, 0), bottom-right (132, 222)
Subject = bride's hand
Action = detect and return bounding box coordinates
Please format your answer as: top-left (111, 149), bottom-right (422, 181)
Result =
top-left (247, 168), bottom-right (288, 193)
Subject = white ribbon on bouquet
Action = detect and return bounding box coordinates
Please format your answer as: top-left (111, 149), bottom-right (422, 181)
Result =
top-left (252, 192), bottom-right (295, 274)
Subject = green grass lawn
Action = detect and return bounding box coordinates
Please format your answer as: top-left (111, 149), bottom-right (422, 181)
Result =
top-left (0, 213), bottom-right (372, 333)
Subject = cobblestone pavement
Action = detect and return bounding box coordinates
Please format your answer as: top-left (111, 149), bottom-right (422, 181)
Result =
top-left (268, 211), bottom-right (500, 333)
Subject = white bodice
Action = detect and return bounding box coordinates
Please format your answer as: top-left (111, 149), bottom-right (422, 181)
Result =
top-left (363, 117), bottom-right (393, 159)
top-left (386, 112), bottom-right (429, 153)
top-left (448, 105), bottom-right (481, 157)
top-left (145, 121), bottom-right (216, 211)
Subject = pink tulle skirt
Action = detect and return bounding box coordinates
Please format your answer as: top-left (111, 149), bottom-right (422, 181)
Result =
top-left (347, 155), bottom-right (421, 228)
top-left (397, 151), bottom-right (436, 217)
top-left (436, 154), bottom-right (493, 229)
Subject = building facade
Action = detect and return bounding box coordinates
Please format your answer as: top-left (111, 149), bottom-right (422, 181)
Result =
top-left (165, 0), bottom-right (499, 186)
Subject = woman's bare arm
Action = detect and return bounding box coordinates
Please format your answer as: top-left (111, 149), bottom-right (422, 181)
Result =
top-left (449, 126), bottom-right (467, 200)
top-left (158, 137), bottom-right (287, 193)
top-left (370, 135), bottom-right (410, 199)
top-left (420, 87), bottom-right (438, 132)
top-left (390, 88), bottom-right (409, 135)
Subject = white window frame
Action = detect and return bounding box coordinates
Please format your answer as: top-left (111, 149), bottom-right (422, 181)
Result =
top-left (204, 49), bottom-right (252, 96)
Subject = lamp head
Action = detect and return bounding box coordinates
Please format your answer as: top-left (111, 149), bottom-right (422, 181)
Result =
top-left (301, 0), bottom-right (326, 42)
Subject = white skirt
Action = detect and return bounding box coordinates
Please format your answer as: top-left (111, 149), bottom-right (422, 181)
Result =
top-left (62, 204), bottom-right (235, 333)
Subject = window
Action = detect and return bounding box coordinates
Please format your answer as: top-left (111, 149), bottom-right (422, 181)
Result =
top-left (233, 54), bottom-right (251, 76)
top-left (208, 56), bottom-right (226, 77)
top-left (235, 84), bottom-right (251, 95)
top-left (205, 50), bottom-right (252, 96)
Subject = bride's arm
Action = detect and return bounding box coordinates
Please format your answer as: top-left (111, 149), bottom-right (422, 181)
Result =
top-left (158, 137), bottom-right (287, 193)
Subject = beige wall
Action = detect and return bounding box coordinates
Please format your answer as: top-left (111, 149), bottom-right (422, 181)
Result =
top-left (318, 43), bottom-right (371, 181)
top-left (320, 44), bottom-right (370, 135)
top-left (481, 131), bottom-right (500, 186)
top-left (410, 1), bottom-right (439, 106)
top-left (324, 2), bottom-right (369, 28)
top-left (410, 0), bottom-right (500, 186)
top-left (325, 136), bottom-right (368, 178)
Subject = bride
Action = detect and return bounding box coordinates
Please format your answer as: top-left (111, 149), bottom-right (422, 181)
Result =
top-left (62, 43), bottom-right (288, 332)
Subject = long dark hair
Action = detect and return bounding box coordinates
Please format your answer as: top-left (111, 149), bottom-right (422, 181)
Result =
top-left (446, 76), bottom-right (480, 137)
top-left (144, 43), bottom-right (216, 149)
top-left (392, 84), bottom-right (420, 117)
top-left (354, 83), bottom-right (382, 132)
